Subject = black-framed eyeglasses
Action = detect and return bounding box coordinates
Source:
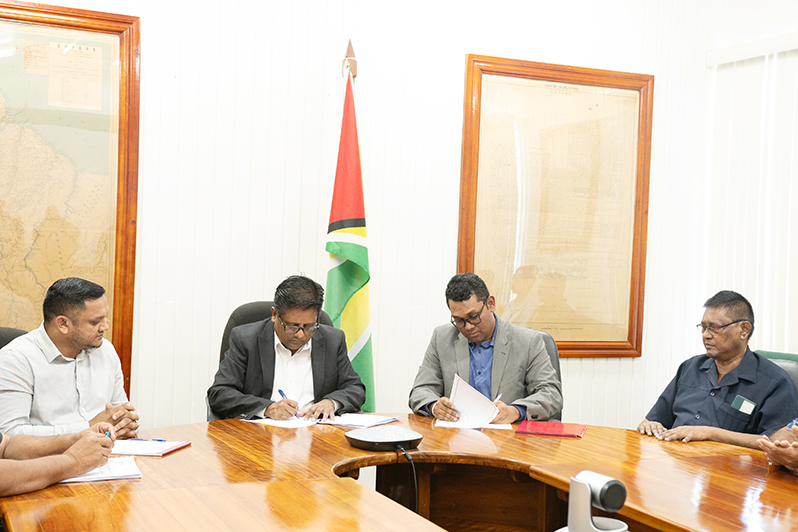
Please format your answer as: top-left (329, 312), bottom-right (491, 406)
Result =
top-left (278, 315), bottom-right (320, 335)
top-left (451, 301), bottom-right (487, 329)
top-left (695, 319), bottom-right (747, 335)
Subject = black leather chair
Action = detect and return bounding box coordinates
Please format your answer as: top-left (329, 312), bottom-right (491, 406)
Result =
top-left (0, 327), bottom-right (27, 349)
top-left (758, 350), bottom-right (798, 397)
top-left (208, 301), bottom-right (334, 421)
top-left (539, 331), bottom-right (563, 422)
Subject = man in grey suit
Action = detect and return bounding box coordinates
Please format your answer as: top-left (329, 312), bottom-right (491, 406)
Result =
top-left (409, 273), bottom-right (562, 424)
top-left (207, 275), bottom-right (365, 421)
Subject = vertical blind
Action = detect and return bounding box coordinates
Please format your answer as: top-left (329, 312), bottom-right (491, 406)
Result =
top-left (707, 49), bottom-right (798, 351)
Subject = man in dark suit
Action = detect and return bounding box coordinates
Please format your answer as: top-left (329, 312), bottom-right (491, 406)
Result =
top-left (207, 275), bottom-right (365, 420)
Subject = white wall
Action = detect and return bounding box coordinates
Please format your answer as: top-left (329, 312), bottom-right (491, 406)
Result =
top-left (48, 0), bottom-right (798, 430)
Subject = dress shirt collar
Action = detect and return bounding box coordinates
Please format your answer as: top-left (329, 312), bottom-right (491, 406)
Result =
top-left (273, 330), bottom-right (313, 358)
top-left (33, 322), bottom-right (84, 363)
top-left (700, 347), bottom-right (756, 385)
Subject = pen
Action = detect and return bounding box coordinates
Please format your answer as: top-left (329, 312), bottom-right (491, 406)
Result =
top-left (130, 438), bottom-right (166, 442)
top-left (278, 389), bottom-right (299, 418)
top-left (494, 394), bottom-right (502, 403)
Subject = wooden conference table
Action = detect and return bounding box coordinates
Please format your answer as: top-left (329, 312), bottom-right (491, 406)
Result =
top-left (1, 414), bottom-right (797, 532)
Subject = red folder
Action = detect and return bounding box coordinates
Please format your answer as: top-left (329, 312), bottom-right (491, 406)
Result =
top-left (515, 420), bottom-right (587, 438)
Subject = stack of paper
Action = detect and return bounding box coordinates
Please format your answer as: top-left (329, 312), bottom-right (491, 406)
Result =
top-left (60, 456), bottom-right (142, 483)
top-left (434, 374), bottom-right (512, 429)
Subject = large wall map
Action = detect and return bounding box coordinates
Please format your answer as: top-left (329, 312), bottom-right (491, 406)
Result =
top-left (0, 21), bottom-right (119, 334)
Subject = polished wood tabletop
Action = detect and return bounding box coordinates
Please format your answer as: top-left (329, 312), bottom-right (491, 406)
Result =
top-left (1, 415), bottom-right (796, 532)
top-left (1, 479), bottom-right (445, 532)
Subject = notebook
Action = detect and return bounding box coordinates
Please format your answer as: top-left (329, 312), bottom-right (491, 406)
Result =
top-left (515, 420), bottom-right (587, 438)
top-left (60, 456), bottom-right (142, 483)
top-left (111, 439), bottom-right (191, 456)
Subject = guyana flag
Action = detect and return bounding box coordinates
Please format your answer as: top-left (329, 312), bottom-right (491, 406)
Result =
top-left (324, 66), bottom-right (375, 412)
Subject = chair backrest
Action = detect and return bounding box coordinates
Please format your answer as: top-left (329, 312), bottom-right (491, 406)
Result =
top-left (0, 327), bottom-right (27, 350)
top-left (539, 331), bottom-right (563, 422)
top-left (219, 301), bottom-right (334, 363)
top-left (758, 350), bottom-right (798, 397)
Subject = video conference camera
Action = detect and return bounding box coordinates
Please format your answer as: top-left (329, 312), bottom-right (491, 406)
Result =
top-left (555, 470), bottom-right (628, 532)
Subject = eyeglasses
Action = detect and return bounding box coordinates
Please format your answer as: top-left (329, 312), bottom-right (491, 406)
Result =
top-left (695, 319), bottom-right (747, 335)
top-left (278, 315), bottom-right (320, 335)
top-left (451, 301), bottom-right (487, 329)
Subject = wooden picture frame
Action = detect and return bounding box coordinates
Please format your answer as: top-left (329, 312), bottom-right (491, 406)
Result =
top-left (0, 2), bottom-right (139, 392)
top-left (459, 55), bottom-right (652, 358)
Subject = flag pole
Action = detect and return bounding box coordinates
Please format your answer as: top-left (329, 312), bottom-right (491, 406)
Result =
top-left (325, 40), bottom-right (375, 412)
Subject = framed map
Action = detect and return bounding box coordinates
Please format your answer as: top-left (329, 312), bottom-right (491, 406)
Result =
top-left (0, 2), bottom-right (139, 392)
top-left (458, 55), bottom-right (652, 358)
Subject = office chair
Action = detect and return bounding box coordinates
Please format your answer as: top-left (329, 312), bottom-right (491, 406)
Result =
top-left (540, 331), bottom-right (563, 422)
top-left (0, 327), bottom-right (26, 349)
top-left (208, 301), bottom-right (334, 421)
top-left (758, 350), bottom-right (798, 397)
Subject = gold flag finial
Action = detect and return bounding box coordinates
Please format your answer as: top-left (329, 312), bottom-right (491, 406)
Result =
top-left (343, 40), bottom-right (357, 78)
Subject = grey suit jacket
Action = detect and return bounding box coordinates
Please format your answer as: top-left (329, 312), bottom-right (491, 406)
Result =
top-left (207, 319), bottom-right (365, 420)
top-left (408, 316), bottom-right (562, 421)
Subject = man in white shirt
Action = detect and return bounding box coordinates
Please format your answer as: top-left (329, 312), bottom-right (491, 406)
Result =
top-left (0, 277), bottom-right (139, 438)
top-left (207, 275), bottom-right (365, 421)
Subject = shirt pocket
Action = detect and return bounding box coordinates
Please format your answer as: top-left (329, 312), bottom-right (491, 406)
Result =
top-left (716, 402), bottom-right (753, 433)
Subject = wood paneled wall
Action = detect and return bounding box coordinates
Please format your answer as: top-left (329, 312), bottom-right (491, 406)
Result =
top-left (46, 0), bottom-right (798, 430)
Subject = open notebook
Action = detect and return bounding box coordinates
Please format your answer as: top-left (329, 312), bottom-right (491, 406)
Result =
top-left (60, 456), bottom-right (142, 483)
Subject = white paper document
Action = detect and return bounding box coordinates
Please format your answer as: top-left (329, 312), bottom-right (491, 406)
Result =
top-left (243, 417), bottom-right (319, 428)
top-left (434, 374), bottom-right (501, 429)
top-left (60, 456), bottom-right (142, 483)
top-left (319, 413), bottom-right (398, 428)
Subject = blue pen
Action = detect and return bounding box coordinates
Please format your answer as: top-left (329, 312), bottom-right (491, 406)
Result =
top-left (277, 389), bottom-right (299, 418)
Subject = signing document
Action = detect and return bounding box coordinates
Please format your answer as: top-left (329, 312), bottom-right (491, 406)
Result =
top-left (244, 418), bottom-right (319, 428)
top-left (435, 374), bottom-right (512, 429)
top-left (244, 414), bottom-right (397, 429)
top-left (319, 413), bottom-right (398, 428)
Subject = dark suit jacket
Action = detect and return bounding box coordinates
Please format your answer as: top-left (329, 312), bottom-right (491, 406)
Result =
top-left (206, 319), bottom-right (365, 420)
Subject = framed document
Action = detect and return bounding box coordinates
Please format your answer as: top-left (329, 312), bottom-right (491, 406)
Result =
top-left (459, 55), bottom-right (653, 358)
top-left (0, 2), bottom-right (140, 391)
